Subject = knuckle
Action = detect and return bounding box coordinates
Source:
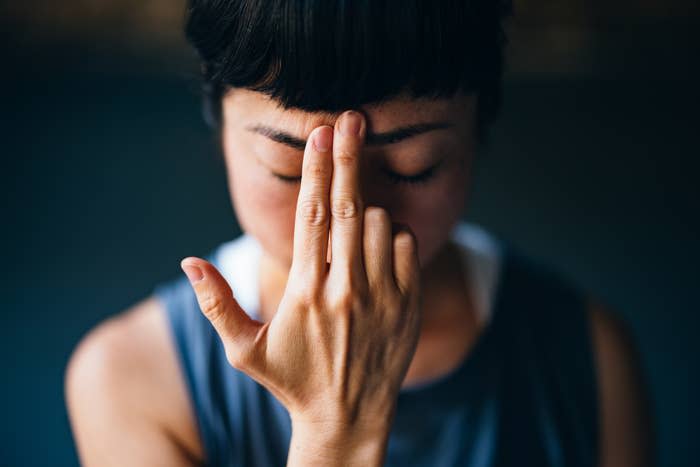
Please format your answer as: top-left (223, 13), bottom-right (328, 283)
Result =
top-left (329, 290), bottom-right (354, 313)
top-left (364, 206), bottom-right (389, 225)
top-left (384, 291), bottom-right (403, 311)
top-left (199, 292), bottom-right (224, 320)
top-left (305, 161), bottom-right (328, 181)
top-left (352, 291), bottom-right (370, 312)
top-left (297, 285), bottom-right (323, 309)
top-left (299, 198), bottom-right (328, 226)
top-left (334, 149), bottom-right (356, 167)
top-left (328, 276), bottom-right (369, 312)
top-left (331, 196), bottom-right (360, 219)
top-left (285, 277), bottom-right (322, 310)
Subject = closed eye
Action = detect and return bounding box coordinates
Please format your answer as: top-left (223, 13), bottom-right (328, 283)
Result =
top-left (270, 159), bottom-right (444, 185)
top-left (270, 172), bottom-right (303, 183)
top-left (382, 159), bottom-right (444, 185)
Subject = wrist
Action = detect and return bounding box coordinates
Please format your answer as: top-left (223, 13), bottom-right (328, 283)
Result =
top-left (287, 416), bottom-right (393, 467)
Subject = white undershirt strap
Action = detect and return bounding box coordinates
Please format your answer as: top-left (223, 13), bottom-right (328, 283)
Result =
top-left (216, 221), bottom-right (503, 325)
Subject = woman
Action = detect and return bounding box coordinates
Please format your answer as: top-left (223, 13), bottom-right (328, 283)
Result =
top-left (65, 0), bottom-right (654, 465)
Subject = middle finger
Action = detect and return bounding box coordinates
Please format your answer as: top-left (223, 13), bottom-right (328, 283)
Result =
top-left (329, 110), bottom-right (366, 279)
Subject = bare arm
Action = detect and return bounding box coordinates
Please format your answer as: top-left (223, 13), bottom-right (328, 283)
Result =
top-left (65, 298), bottom-right (203, 467)
top-left (589, 298), bottom-right (656, 467)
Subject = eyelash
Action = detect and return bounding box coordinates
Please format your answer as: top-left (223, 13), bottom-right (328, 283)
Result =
top-left (272, 162), bottom-right (442, 186)
top-left (381, 164), bottom-right (439, 185)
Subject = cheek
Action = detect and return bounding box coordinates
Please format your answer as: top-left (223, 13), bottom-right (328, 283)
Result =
top-left (390, 171), bottom-right (470, 267)
top-left (226, 150), bottom-right (298, 267)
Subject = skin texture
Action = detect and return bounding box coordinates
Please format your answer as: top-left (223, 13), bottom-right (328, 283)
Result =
top-left (186, 110), bottom-right (426, 465)
top-left (221, 89), bottom-right (475, 286)
top-left (64, 89), bottom-right (655, 467)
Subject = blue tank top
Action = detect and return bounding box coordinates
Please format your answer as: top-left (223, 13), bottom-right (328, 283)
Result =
top-left (153, 224), bottom-right (598, 467)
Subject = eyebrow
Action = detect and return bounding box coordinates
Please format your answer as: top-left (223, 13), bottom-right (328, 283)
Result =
top-left (245, 121), bottom-right (453, 150)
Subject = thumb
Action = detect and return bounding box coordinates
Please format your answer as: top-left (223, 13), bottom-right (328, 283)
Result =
top-left (180, 256), bottom-right (264, 368)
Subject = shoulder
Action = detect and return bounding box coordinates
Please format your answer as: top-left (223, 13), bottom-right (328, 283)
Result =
top-left (586, 296), bottom-right (656, 467)
top-left (64, 296), bottom-right (203, 466)
top-left (502, 250), bottom-right (655, 465)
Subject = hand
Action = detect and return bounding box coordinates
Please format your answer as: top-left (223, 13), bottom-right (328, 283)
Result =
top-left (180, 111), bottom-right (423, 465)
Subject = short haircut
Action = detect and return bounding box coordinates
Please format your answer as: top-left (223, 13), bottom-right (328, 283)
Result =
top-left (185, 0), bottom-right (513, 143)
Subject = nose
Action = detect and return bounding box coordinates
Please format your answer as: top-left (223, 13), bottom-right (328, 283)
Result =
top-left (358, 160), bottom-right (396, 219)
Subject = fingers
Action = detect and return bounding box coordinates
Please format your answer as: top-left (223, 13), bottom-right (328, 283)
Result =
top-left (329, 111), bottom-right (366, 281)
top-left (363, 207), bottom-right (393, 291)
top-left (290, 126), bottom-right (334, 284)
top-left (180, 257), bottom-right (262, 367)
top-left (391, 224), bottom-right (420, 296)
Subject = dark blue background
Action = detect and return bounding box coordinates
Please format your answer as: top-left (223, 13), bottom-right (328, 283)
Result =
top-left (1, 18), bottom-right (698, 467)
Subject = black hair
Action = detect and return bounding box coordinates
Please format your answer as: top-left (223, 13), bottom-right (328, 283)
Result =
top-left (184, 0), bottom-right (513, 143)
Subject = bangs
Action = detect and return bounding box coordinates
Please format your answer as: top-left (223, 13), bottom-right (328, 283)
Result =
top-left (185, 0), bottom-right (512, 134)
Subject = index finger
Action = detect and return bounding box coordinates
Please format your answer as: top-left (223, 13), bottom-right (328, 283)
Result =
top-left (289, 125), bottom-right (334, 284)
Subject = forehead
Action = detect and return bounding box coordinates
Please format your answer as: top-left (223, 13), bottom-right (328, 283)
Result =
top-left (222, 88), bottom-right (475, 135)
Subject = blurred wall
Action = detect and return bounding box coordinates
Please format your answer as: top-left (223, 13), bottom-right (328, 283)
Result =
top-left (1, 1), bottom-right (698, 466)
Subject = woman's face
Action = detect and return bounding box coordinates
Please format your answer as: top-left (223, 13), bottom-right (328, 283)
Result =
top-left (221, 88), bottom-right (478, 272)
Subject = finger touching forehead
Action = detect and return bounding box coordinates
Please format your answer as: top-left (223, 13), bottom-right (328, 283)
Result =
top-left (222, 87), bottom-right (476, 146)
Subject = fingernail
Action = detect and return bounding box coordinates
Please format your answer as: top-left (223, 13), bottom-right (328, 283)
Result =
top-left (181, 262), bottom-right (204, 284)
top-left (313, 126), bottom-right (332, 152)
top-left (340, 111), bottom-right (362, 136)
